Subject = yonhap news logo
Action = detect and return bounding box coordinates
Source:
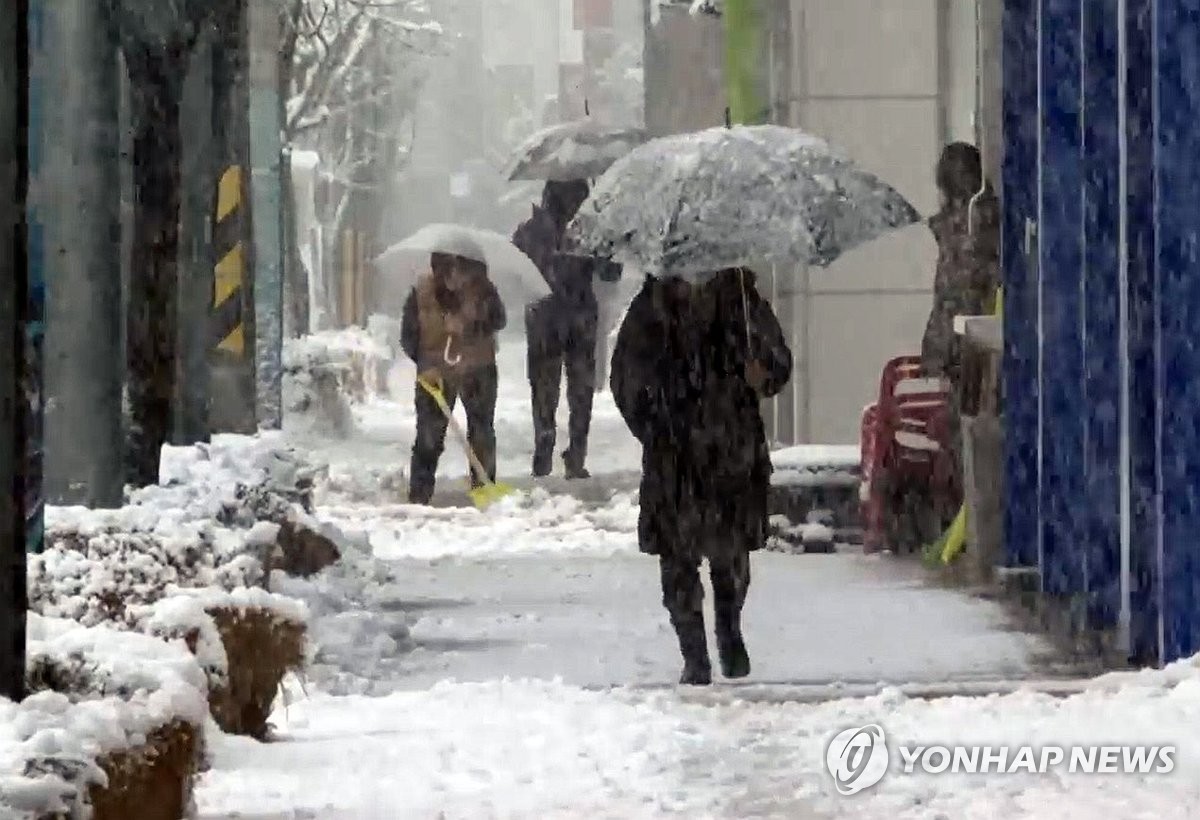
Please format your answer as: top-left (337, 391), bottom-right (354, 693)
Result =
top-left (826, 725), bottom-right (889, 795)
top-left (825, 724), bottom-right (1176, 796)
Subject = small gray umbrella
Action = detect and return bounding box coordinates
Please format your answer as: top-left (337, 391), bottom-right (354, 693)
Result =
top-left (564, 124), bottom-right (921, 281)
top-left (502, 120), bottom-right (647, 182)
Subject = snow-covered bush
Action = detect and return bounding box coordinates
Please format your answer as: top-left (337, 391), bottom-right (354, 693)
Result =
top-left (31, 521), bottom-right (258, 627)
top-left (30, 435), bottom-right (325, 738)
top-left (1, 615), bottom-right (208, 820)
top-left (33, 434), bottom-right (326, 630)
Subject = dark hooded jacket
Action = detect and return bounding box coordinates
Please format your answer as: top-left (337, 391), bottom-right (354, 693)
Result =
top-left (610, 270), bottom-right (793, 558)
top-left (512, 180), bottom-right (621, 343)
top-left (921, 143), bottom-right (1000, 414)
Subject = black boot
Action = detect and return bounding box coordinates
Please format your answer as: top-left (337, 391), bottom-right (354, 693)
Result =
top-left (562, 450), bottom-right (590, 480)
top-left (532, 446), bottom-right (553, 478)
top-left (408, 479), bottom-right (435, 506)
top-left (715, 610), bottom-right (750, 679)
top-left (673, 615), bottom-right (712, 686)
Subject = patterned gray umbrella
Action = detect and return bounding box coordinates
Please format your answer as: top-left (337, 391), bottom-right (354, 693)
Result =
top-left (502, 120), bottom-right (647, 182)
top-left (565, 124), bottom-right (921, 281)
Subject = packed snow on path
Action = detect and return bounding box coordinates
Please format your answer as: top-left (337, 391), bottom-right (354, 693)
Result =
top-left (198, 666), bottom-right (1200, 819)
top-left (289, 329), bottom-right (642, 497)
top-left (197, 332), bottom-right (1200, 819)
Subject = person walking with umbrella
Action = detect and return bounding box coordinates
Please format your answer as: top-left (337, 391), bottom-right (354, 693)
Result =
top-left (512, 180), bottom-right (621, 479)
top-left (610, 268), bottom-right (793, 685)
top-left (568, 123), bottom-right (921, 683)
top-left (399, 251), bottom-right (507, 505)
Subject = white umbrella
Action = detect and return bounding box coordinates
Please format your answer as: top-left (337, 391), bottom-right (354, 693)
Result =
top-left (372, 224), bottom-right (551, 314)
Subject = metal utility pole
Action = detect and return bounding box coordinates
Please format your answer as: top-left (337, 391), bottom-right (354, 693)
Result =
top-left (247, 0), bottom-right (285, 430)
top-left (175, 23), bottom-right (216, 445)
top-left (38, 1), bottom-right (125, 505)
top-left (1, 0), bottom-right (31, 700)
top-left (208, 0), bottom-right (258, 435)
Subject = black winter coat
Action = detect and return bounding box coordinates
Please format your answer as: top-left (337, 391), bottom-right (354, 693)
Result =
top-left (610, 271), bottom-right (793, 559)
top-left (512, 203), bottom-right (621, 344)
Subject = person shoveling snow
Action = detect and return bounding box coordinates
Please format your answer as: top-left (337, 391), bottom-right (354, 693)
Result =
top-left (399, 251), bottom-right (509, 505)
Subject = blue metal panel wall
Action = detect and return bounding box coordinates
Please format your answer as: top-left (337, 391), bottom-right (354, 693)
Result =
top-left (1038, 0), bottom-right (1086, 598)
top-left (1123, 0), bottom-right (1160, 662)
top-left (1152, 0), bottom-right (1200, 662)
top-left (1080, 0), bottom-right (1122, 628)
top-left (1002, 0), bottom-right (1040, 569)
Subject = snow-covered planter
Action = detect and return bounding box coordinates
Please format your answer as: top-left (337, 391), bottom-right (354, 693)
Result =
top-left (30, 530), bottom-right (310, 740)
top-left (1, 616), bottom-right (208, 820)
top-left (143, 588), bottom-right (308, 740)
top-left (29, 435), bottom-right (330, 740)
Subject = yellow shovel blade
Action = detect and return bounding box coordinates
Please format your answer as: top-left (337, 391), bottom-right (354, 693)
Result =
top-left (469, 481), bottom-right (518, 510)
top-left (939, 504), bottom-right (969, 564)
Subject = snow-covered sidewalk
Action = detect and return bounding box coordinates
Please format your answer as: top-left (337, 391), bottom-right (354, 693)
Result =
top-left (194, 334), bottom-right (1200, 819)
top-left (198, 668), bottom-right (1200, 819)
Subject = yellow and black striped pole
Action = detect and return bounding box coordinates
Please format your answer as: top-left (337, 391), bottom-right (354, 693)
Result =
top-left (212, 164), bottom-right (245, 355)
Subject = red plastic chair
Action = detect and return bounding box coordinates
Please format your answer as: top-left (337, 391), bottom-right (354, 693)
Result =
top-left (861, 356), bottom-right (956, 553)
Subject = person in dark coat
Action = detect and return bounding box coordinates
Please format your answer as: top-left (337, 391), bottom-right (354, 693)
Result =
top-left (921, 143), bottom-right (1001, 515)
top-left (610, 268), bottom-right (793, 685)
top-left (512, 180), bottom-right (621, 479)
top-left (922, 142), bottom-right (1001, 407)
top-left (400, 251), bottom-right (507, 504)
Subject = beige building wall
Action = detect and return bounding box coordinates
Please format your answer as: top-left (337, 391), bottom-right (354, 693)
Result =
top-left (641, 0), bottom-right (982, 445)
top-left (773, 0), bottom-right (980, 444)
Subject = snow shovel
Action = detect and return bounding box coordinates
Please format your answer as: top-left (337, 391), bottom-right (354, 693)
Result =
top-left (415, 374), bottom-right (517, 509)
top-left (921, 502), bottom-right (968, 567)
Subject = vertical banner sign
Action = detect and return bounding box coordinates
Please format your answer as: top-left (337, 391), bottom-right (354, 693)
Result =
top-left (723, 0), bottom-right (766, 125)
top-left (25, 0), bottom-right (44, 556)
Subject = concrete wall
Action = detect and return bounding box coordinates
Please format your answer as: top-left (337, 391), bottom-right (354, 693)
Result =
top-left (779, 0), bottom-right (959, 444)
top-left (644, 4), bottom-right (725, 137)
top-left (640, 0), bottom-right (988, 445)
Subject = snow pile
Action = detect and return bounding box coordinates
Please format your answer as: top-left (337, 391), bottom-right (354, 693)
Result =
top-left (283, 328), bottom-right (394, 436)
top-left (197, 679), bottom-right (738, 819)
top-left (133, 432), bottom-right (321, 527)
top-left (325, 488), bottom-right (640, 562)
top-left (135, 587), bottom-right (310, 688)
top-left (767, 512), bottom-right (835, 553)
top-left (136, 594), bottom-right (230, 685)
top-left (268, 522), bottom-right (412, 696)
top-left (200, 669), bottom-right (1200, 819)
top-left (1, 616), bottom-right (208, 819)
top-left (771, 444), bottom-right (861, 488)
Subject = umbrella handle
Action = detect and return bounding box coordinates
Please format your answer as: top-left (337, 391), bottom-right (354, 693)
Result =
top-left (443, 336), bottom-right (463, 366)
top-left (738, 268), bottom-right (753, 357)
